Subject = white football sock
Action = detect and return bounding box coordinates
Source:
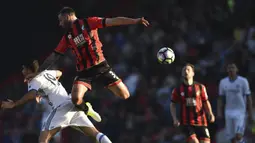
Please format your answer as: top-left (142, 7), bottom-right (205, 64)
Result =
top-left (96, 132), bottom-right (112, 143)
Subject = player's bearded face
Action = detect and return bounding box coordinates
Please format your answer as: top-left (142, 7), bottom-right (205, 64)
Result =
top-left (182, 66), bottom-right (194, 79)
top-left (58, 14), bottom-right (72, 29)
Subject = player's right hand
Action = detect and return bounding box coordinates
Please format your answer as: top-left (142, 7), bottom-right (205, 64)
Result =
top-left (173, 119), bottom-right (180, 127)
top-left (136, 17), bottom-right (150, 27)
top-left (1, 99), bottom-right (15, 109)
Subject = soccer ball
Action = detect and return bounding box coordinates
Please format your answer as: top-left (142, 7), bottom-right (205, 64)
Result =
top-left (157, 47), bottom-right (175, 64)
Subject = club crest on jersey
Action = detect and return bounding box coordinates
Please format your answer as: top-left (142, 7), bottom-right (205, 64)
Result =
top-left (73, 34), bottom-right (86, 47)
top-left (236, 84), bottom-right (240, 88)
top-left (181, 92), bottom-right (184, 96)
top-left (68, 34), bottom-right (72, 39)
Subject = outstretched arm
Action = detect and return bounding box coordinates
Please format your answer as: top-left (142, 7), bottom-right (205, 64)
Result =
top-left (38, 52), bottom-right (62, 72)
top-left (87, 17), bottom-right (150, 29)
top-left (1, 90), bottom-right (37, 109)
top-left (14, 90), bottom-right (37, 107)
top-left (105, 17), bottom-right (150, 27)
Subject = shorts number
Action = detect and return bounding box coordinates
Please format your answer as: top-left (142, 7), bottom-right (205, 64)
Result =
top-left (205, 128), bottom-right (210, 137)
top-left (109, 71), bottom-right (119, 80)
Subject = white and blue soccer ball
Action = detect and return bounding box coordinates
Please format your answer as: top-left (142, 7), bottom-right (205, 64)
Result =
top-left (157, 47), bottom-right (175, 64)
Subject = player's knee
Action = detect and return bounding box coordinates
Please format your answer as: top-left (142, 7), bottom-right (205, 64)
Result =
top-left (38, 136), bottom-right (49, 143)
top-left (235, 134), bottom-right (243, 141)
top-left (71, 96), bottom-right (82, 105)
top-left (121, 90), bottom-right (130, 99)
top-left (187, 135), bottom-right (199, 143)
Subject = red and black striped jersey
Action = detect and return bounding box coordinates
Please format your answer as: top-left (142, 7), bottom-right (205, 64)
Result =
top-left (55, 17), bottom-right (106, 71)
top-left (171, 82), bottom-right (209, 126)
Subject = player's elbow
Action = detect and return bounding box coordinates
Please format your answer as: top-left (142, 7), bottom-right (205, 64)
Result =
top-left (71, 96), bottom-right (83, 105)
top-left (56, 70), bottom-right (62, 80)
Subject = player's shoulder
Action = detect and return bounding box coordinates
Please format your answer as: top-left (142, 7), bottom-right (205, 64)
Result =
top-left (219, 77), bottom-right (229, 83)
top-left (237, 76), bottom-right (248, 81)
top-left (194, 81), bottom-right (205, 87)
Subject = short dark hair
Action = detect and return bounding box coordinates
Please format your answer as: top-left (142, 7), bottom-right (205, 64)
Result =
top-left (59, 7), bottom-right (75, 15)
top-left (23, 59), bottom-right (39, 73)
top-left (185, 63), bottom-right (195, 71)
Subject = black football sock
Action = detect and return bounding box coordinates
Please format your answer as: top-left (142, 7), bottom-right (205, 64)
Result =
top-left (74, 100), bottom-right (89, 114)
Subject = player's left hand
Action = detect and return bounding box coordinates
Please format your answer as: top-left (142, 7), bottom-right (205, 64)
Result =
top-left (209, 113), bottom-right (215, 123)
top-left (136, 17), bottom-right (150, 27)
top-left (1, 99), bottom-right (15, 109)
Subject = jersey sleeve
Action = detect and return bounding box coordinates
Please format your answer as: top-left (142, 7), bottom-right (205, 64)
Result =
top-left (54, 36), bottom-right (68, 54)
top-left (45, 70), bottom-right (57, 79)
top-left (201, 85), bottom-right (208, 101)
top-left (243, 78), bottom-right (251, 96)
top-left (171, 88), bottom-right (179, 103)
top-left (218, 80), bottom-right (225, 96)
top-left (87, 17), bottom-right (106, 29)
top-left (28, 78), bottom-right (42, 93)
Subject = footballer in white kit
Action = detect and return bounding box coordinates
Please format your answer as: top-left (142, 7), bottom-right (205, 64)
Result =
top-left (217, 63), bottom-right (253, 143)
top-left (1, 59), bottom-right (112, 143)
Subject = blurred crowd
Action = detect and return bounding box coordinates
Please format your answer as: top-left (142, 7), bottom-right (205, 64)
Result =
top-left (1, 0), bottom-right (255, 143)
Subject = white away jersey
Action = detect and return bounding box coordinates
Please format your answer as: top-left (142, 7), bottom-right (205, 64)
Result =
top-left (219, 76), bottom-right (251, 113)
top-left (28, 70), bottom-right (71, 108)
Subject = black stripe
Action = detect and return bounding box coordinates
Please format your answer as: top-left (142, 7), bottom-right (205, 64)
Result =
top-left (83, 18), bottom-right (100, 62)
top-left (45, 108), bottom-right (57, 130)
top-left (199, 84), bottom-right (205, 125)
top-left (183, 84), bottom-right (190, 125)
top-left (192, 84), bottom-right (198, 124)
top-left (66, 32), bottom-right (81, 71)
top-left (102, 18), bottom-right (106, 27)
top-left (174, 87), bottom-right (181, 123)
top-left (74, 20), bottom-right (91, 68)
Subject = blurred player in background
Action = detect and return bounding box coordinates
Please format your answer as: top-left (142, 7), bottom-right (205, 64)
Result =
top-left (1, 59), bottom-right (112, 143)
top-left (170, 63), bottom-right (215, 143)
top-left (26, 7), bottom-right (150, 120)
top-left (217, 63), bottom-right (253, 143)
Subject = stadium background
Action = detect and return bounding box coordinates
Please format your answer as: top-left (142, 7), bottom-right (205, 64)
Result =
top-left (1, 0), bottom-right (255, 142)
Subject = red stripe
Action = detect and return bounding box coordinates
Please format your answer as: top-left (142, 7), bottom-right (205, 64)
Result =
top-left (106, 79), bottom-right (122, 87)
top-left (187, 134), bottom-right (197, 142)
top-left (200, 137), bottom-right (210, 141)
top-left (74, 81), bottom-right (92, 90)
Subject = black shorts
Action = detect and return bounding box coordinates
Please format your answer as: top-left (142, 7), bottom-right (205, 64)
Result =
top-left (74, 61), bottom-right (121, 90)
top-left (181, 125), bottom-right (210, 142)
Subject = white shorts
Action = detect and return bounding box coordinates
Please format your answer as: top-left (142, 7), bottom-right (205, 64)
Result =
top-left (41, 102), bottom-right (94, 131)
top-left (225, 112), bottom-right (246, 140)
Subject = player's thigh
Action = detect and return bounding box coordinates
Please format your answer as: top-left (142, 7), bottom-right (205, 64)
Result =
top-left (39, 127), bottom-right (61, 143)
top-left (42, 104), bottom-right (74, 132)
top-left (194, 126), bottom-right (210, 143)
top-left (70, 111), bottom-right (95, 129)
top-left (181, 125), bottom-right (199, 143)
top-left (72, 75), bottom-right (91, 101)
top-left (99, 70), bottom-right (130, 99)
top-left (77, 126), bottom-right (99, 137)
top-left (225, 115), bottom-right (235, 140)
